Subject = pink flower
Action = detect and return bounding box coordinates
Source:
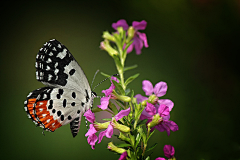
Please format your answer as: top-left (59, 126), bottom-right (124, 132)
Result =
top-left (112, 19), bottom-right (129, 31)
top-left (163, 145), bottom-right (175, 158)
top-left (127, 20), bottom-right (148, 54)
top-left (119, 151), bottom-right (128, 160)
top-left (84, 110), bottom-right (98, 149)
top-left (84, 108), bottom-right (131, 149)
top-left (155, 145), bottom-right (175, 160)
top-left (98, 77), bottom-right (119, 110)
top-left (141, 102), bottom-right (178, 135)
top-left (112, 19), bottom-right (149, 54)
top-left (98, 108), bottom-right (131, 143)
top-left (135, 80), bottom-right (174, 111)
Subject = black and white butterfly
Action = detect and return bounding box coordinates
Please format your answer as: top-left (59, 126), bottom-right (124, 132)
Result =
top-left (24, 39), bottom-right (96, 137)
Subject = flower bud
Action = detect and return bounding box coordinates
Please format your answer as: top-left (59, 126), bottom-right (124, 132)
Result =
top-left (118, 132), bottom-right (130, 142)
top-left (112, 90), bottom-right (131, 102)
top-left (148, 94), bottom-right (158, 105)
top-left (100, 40), bottom-right (118, 57)
top-left (102, 31), bottom-right (116, 42)
top-left (111, 118), bottom-right (130, 133)
top-left (108, 142), bottom-right (126, 154)
top-left (94, 122), bottom-right (110, 131)
top-left (117, 27), bottom-right (124, 37)
top-left (147, 114), bottom-right (162, 128)
top-left (141, 100), bottom-right (147, 106)
top-left (126, 26), bottom-right (135, 43)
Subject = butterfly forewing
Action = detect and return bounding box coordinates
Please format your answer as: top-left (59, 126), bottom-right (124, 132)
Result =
top-left (25, 39), bottom-right (95, 137)
top-left (35, 39), bottom-right (91, 95)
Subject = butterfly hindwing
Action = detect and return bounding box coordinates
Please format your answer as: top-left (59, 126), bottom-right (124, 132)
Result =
top-left (25, 87), bottom-right (90, 135)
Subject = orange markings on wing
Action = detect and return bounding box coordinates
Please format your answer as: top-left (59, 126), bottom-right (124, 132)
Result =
top-left (27, 98), bottom-right (38, 121)
top-left (34, 100), bottom-right (62, 132)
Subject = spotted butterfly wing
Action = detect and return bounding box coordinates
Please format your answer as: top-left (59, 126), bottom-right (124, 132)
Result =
top-left (24, 39), bottom-right (95, 137)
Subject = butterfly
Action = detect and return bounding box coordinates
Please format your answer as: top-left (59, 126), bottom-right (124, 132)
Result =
top-left (24, 39), bottom-right (96, 137)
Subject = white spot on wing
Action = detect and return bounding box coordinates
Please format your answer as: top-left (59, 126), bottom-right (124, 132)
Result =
top-left (56, 49), bottom-right (67, 59)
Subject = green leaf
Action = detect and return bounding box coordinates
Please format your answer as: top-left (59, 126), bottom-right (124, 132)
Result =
top-left (146, 143), bottom-right (157, 152)
top-left (92, 107), bottom-right (103, 113)
top-left (135, 133), bottom-right (141, 147)
top-left (146, 130), bottom-right (155, 142)
top-left (123, 40), bottom-right (133, 54)
top-left (131, 90), bottom-right (134, 99)
top-left (116, 143), bottom-right (132, 148)
top-left (123, 64), bottom-right (138, 72)
top-left (125, 73), bottom-right (140, 87)
top-left (125, 88), bottom-right (131, 95)
top-left (136, 107), bottom-right (145, 120)
top-left (137, 119), bottom-right (148, 127)
top-left (145, 156), bottom-right (150, 160)
top-left (100, 72), bottom-right (111, 78)
top-left (102, 118), bottom-right (112, 121)
top-left (109, 101), bottom-right (119, 115)
top-left (112, 80), bottom-right (125, 95)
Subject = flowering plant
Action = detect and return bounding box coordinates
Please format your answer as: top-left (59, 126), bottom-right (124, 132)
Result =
top-left (84, 19), bottom-right (178, 160)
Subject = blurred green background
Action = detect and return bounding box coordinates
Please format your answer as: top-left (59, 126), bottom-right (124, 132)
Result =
top-left (1, 0), bottom-right (240, 159)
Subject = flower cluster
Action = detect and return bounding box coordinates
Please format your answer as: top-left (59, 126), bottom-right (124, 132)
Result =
top-left (136, 80), bottom-right (178, 135)
top-left (83, 19), bottom-right (178, 160)
top-left (84, 107), bottom-right (130, 149)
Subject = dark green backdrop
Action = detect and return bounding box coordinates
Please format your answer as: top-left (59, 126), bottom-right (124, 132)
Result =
top-left (1, 1), bottom-right (239, 159)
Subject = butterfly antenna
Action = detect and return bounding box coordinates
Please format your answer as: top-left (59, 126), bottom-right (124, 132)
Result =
top-left (91, 70), bottom-right (99, 89)
top-left (92, 73), bottom-right (119, 91)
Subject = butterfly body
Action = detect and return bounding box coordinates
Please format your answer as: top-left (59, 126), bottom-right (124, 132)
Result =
top-left (24, 39), bottom-right (95, 137)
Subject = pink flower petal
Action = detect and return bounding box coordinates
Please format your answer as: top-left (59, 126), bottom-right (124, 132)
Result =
top-left (140, 110), bottom-right (152, 120)
top-left (135, 94), bottom-right (148, 103)
top-left (158, 104), bottom-right (169, 117)
top-left (133, 36), bottom-right (143, 55)
top-left (112, 19), bottom-right (129, 30)
top-left (142, 80), bottom-right (153, 96)
top-left (105, 124), bottom-right (113, 138)
top-left (137, 32), bottom-right (149, 48)
top-left (87, 133), bottom-right (98, 150)
top-left (85, 124), bottom-right (97, 137)
top-left (163, 145), bottom-right (175, 158)
top-left (165, 120), bottom-right (179, 132)
top-left (115, 107), bottom-right (130, 121)
top-left (111, 76), bottom-right (119, 83)
top-left (132, 20), bottom-right (147, 30)
top-left (155, 158), bottom-right (166, 160)
top-left (155, 123), bottom-right (166, 132)
top-left (119, 151), bottom-right (128, 160)
top-left (145, 102), bottom-right (156, 116)
top-left (98, 130), bottom-right (107, 144)
top-left (83, 109), bottom-right (95, 123)
top-left (126, 42), bottom-right (134, 53)
top-left (158, 99), bottom-right (174, 111)
top-left (154, 81), bottom-right (168, 97)
top-left (98, 96), bottom-right (110, 110)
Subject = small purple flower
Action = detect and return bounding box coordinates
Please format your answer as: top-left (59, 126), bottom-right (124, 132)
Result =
top-left (135, 80), bottom-right (174, 111)
top-left (98, 107), bottom-right (131, 143)
top-left (112, 19), bottom-right (129, 31)
top-left (141, 102), bottom-right (178, 135)
top-left (119, 151), bottom-right (128, 160)
top-left (163, 145), bottom-right (175, 158)
top-left (112, 19), bottom-right (149, 54)
top-left (84, 110), bottom-right (98, 149)
top-left (127, 20), bottom-right (148, 54)
top-left (98, 77), bottom-right (119, 110)
top-left (155, 158), bottom-right (166, 160)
